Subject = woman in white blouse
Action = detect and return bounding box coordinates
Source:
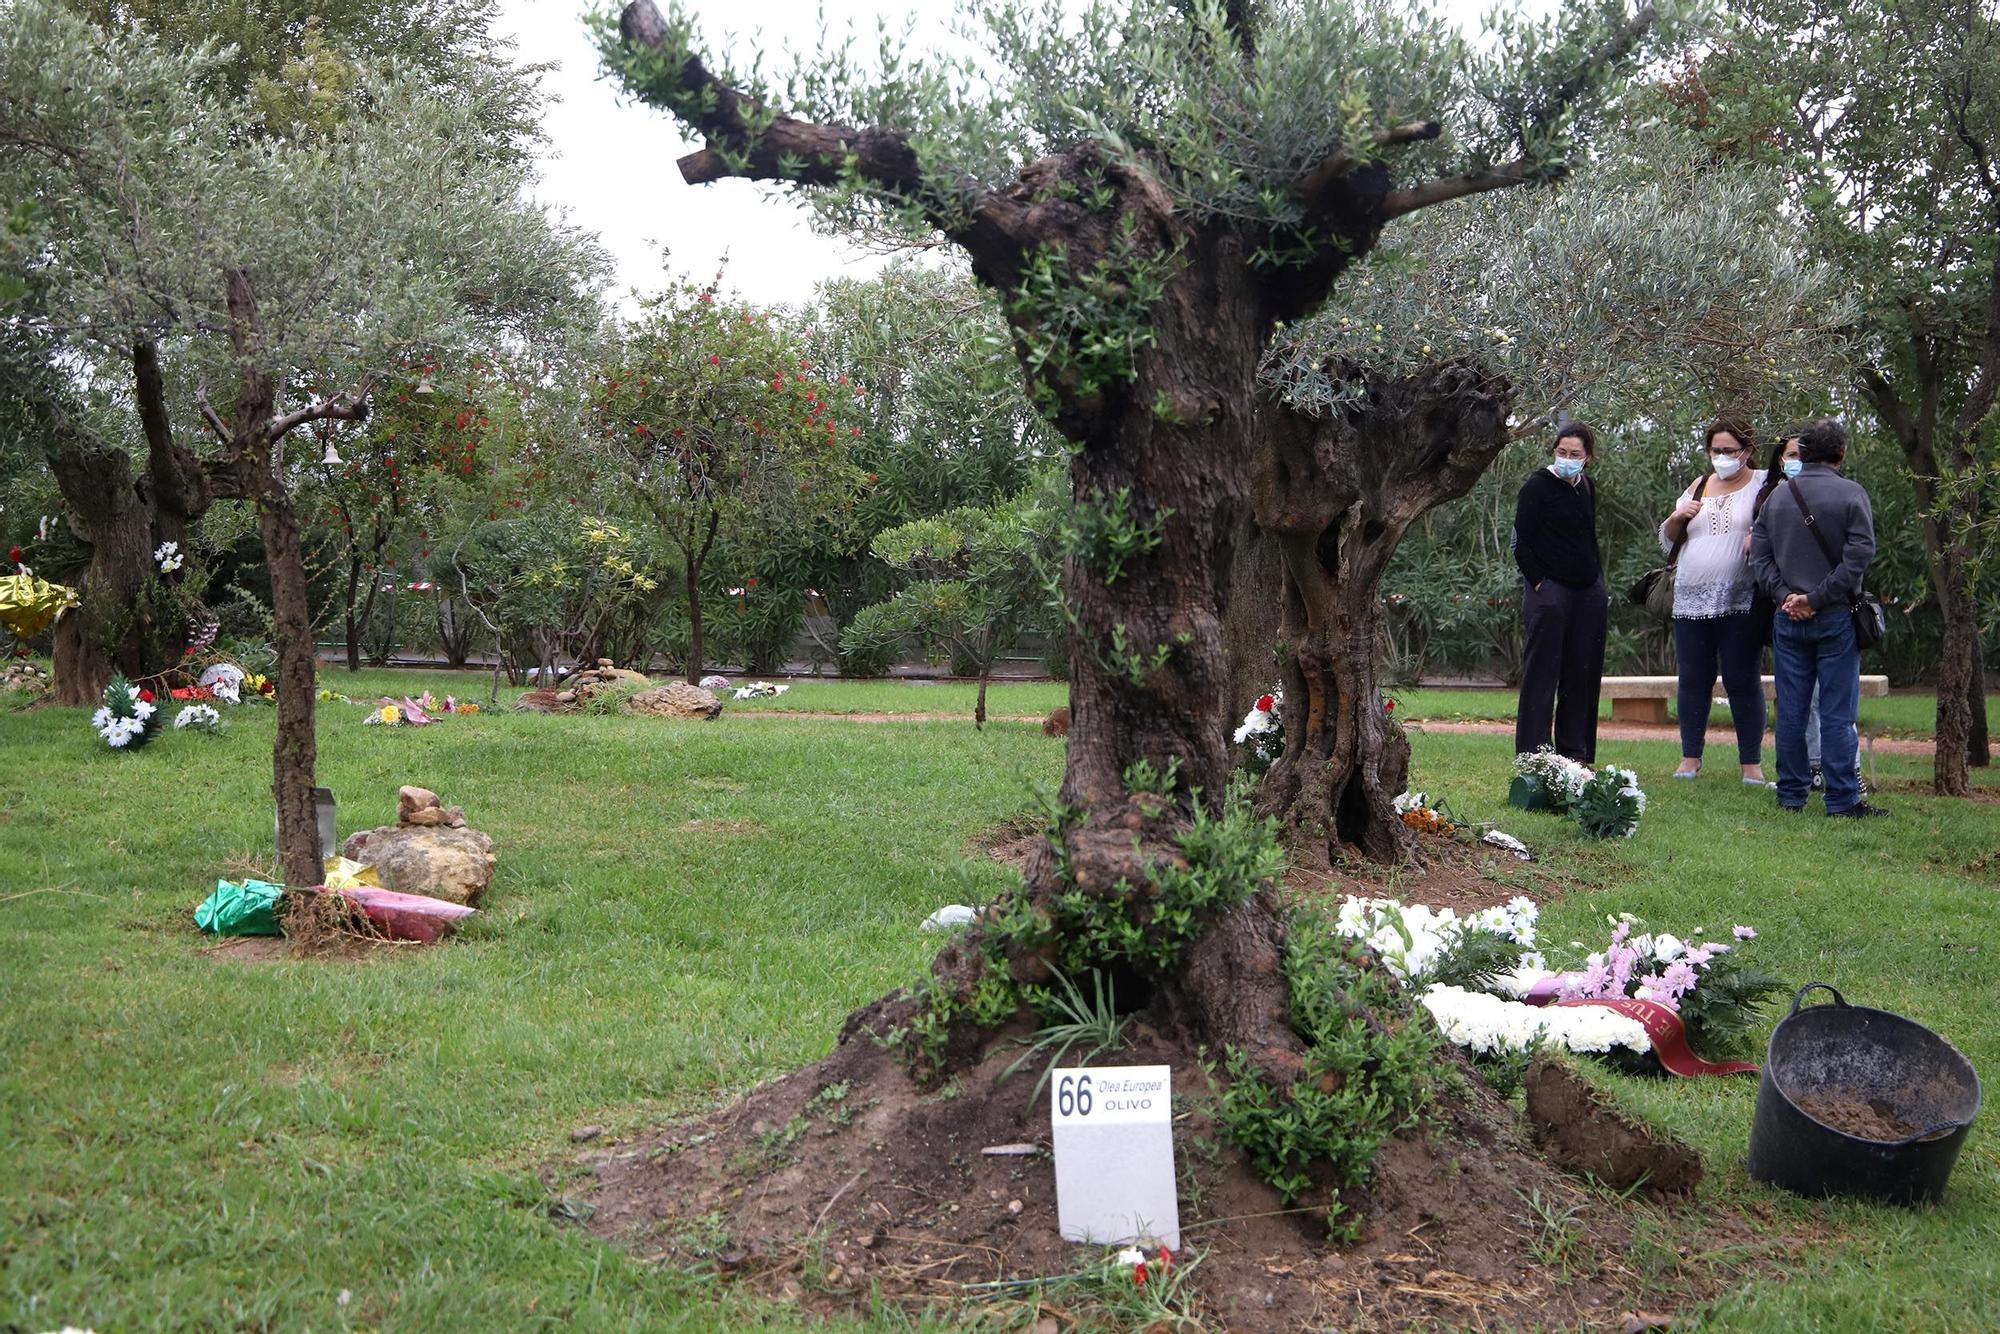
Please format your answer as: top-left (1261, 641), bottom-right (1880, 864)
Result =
top-left (1659, 418), bottom-right (1768, 783)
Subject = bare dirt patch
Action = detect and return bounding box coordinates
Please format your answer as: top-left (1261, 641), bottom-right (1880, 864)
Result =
top-left (571, 1012), bottom-right (1783, 1331)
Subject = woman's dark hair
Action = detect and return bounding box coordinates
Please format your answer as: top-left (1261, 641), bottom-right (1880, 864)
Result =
top-left (1756, 428), bottom-right (1803, 510)
top-left (1797, 417), bottom-right (1849, 464)
top-left (1704, 415), bottom-right (1755, 454)
top-left (1552, 421), bottom-right (1597, 457)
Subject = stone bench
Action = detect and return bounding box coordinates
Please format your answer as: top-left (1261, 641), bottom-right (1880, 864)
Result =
top-left (1602, 675), bottom-right (1889, 726)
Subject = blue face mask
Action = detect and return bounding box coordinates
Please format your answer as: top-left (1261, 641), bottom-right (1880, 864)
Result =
top-left (1782, 459), bottom-right (1804, 479)
top-left (1552, 456), bottom-right (1586, 480)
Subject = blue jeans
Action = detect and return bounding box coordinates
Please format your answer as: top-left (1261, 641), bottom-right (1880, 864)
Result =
top-left (1673, 612), bottom-right (1764, 764)
top-left (1773, 610), bottom-right (1861, 811)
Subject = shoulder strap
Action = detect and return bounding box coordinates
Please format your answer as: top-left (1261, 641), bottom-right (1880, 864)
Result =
top-left (1665, 474), bottom-right (1710, 566)
top-left (1786, 477), bottom-right (1866, 600)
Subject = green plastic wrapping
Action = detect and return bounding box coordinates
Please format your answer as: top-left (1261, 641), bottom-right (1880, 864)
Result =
top-left (193, 878), bottom-right (285, 936)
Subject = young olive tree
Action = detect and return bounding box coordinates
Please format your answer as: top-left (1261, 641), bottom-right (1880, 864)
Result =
top-left (1250, 128), bottom-right (1852, 862)
top-left (1, 1), bottom-right (605, 886)
top-left (596, 278), bottom-right (863, 682)
top-left (1677, 0), bottom-right (2000, 792)
top-left (601, 0), bottom-right (1664, 1092)
top-left (843, 485), bottom-right (1060, 726)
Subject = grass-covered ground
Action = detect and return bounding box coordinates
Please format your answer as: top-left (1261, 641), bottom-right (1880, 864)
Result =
top-left (509, 668), bottom-right (1980, 739)
top-left (3, 670), bottom-right (1997, 1330)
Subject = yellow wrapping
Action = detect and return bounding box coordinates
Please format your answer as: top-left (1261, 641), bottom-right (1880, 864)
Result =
top-left (0, 574), bottom-right (79, 637)
top-left (322, 856), bottom-right (383, 889)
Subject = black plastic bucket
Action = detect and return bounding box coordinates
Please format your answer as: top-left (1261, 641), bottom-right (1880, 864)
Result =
top-left (1747, 983), bottom-right (1981, 1205)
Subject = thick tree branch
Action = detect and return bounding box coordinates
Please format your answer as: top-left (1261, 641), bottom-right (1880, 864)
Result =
top-left (193, 389), bottom-right (231, 446)
top-left (1295, 121), bottom-right (1441, 209)
top-left (265, 377), bottom-right (374, 443)
top-left (618, 1), bottom-right (1034, 279)
top-left (1379, 159), bottom-right (1538, 219)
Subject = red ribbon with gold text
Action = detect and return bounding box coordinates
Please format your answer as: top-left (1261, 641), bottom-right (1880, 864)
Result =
top-left (1549, 998), bottom-right (1758, 1077)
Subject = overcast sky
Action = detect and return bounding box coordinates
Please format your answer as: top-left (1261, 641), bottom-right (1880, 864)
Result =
top-left (492, 0), bottom-right (1520, 310)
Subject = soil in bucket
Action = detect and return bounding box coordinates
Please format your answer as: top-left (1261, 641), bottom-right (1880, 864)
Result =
top-left (1790, 1092), bottom-right (1949, 1143)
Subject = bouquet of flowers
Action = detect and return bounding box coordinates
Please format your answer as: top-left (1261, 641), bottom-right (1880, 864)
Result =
top-left (1510, 747), bottom-right (1593, 812)
top-left (732, 681), bottom-right (790, 700)
top-left (1509, 749), bottom-right (1647, 840)
top-left (1552, 915), bottom-right (1785, 1062)
top-left (173, 703), bottom-right (222, 734)
top-left (1233, 690), bottom-right (1283, 773)
top-left (92, 674), bottom-right (162, 750)
top-left (1392, 790), bottom-right (1457, 836)
top-left (1571, 765), bottom-right (1646, 839)
top-left (1333, 894), bottom-right (1543, 991)
top-left (198, 663), bottom-right (244, 704)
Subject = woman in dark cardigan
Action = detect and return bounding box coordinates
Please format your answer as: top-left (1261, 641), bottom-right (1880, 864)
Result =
top-left (1513, 422), bottom-right (1609, 763)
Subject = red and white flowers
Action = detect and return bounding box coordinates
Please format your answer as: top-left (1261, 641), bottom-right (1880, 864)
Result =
top-left (92, 675), bottom-right (161, 750)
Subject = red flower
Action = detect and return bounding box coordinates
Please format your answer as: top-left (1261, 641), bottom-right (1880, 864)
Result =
top-left (138, 688), bottom-right (155, 703)
top-left (1255, 694), bottom-right (1275, 713)
top-left (746, 576), bottom-right (758, 587)
top-left (867, 472), bottom-right (878, 483)
top-left (6, 546), bottom-right (20, 564)
top-left (1132, 1262), bottom-right (1148, 1287)
top-left (1384, 698), bottom-right (1396, 713)
top-left (708, 355), bottom-right (720, 365)
top-left (1158, 1246), bottom-right (1173, 1271)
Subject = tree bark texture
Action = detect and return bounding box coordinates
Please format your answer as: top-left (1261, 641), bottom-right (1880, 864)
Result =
top-left (1250, 362), bottom-right (1511, 865)
top-left (48, 339), bottom-right (220, 703)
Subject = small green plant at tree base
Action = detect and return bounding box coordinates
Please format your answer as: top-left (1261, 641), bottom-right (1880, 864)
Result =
top-left (1214, 915), bottom-right (1439, 1237)
top-left (999, 967), bottom-right (1131, 1106)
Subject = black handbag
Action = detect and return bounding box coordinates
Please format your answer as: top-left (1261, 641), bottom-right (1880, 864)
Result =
top-left (1785, 478), bottom-right (1887, 651)
top-left (1628, 475), bottom-right (1709, 622)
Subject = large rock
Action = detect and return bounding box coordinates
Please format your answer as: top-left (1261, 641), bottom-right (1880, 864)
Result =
top-left (626, 682), bottom-right (724, 720)
top-left (340, 825), bottom-right (496, 906)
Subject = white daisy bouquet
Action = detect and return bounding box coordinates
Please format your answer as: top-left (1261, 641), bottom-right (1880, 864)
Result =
top-left (173, 703), bottom-right (222, 734)
top-left (1572, 765), bottom-right (1646, 839)
top-left (92, 674), bottom-right (162, 750)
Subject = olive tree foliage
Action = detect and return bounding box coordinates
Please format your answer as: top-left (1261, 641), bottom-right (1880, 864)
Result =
top-left (1269, 127), bottom-right (1852, 432)
top-left (842, 479), bottom-right (1062, 726)
top-left (1677, 0), bottom-right (1999, 791)
top-left (794, 262), bottom-right (1061, 672)
top-left (599, 0), bottom-right (1670, 1115)
top-left (0, 0), bottom-right (607, 886)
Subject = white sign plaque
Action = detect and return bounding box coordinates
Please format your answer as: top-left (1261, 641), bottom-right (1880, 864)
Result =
top-left (1051, 1063), bottom-right (1180, 1249)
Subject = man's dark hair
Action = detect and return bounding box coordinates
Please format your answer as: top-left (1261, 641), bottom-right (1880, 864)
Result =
top-left (1797, 417), bottom-right (1848, 464)
top-left (1553, 421), bottom-right (1597, 457)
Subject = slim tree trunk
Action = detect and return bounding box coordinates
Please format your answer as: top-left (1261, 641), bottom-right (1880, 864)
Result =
top-left (344, 555), bottom-right (364, 671)
top-left (261, 489), bottom-right (324, 888)
top-left (1250, 361), bottom-right (1511, 865)
top-left (1968, 635), bottom-right (1989, 767)
top-left (1932, 544), bottom-right (1978, 796)
top-left (684, 560), bottom-right (705, 684)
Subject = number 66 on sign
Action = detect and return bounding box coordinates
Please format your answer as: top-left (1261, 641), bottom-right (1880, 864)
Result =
top-left (1050, 1064), bottom-right (1180, 1250)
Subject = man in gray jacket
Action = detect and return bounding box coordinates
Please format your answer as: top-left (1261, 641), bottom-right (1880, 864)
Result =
top-left (1747, 418), bottom-right (1885, 817)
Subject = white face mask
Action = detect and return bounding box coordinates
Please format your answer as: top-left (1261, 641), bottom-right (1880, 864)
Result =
top-left (1712, 455), bottom-right (1744, 479)
top-left (1551, 456), bottom-right (1586, 480)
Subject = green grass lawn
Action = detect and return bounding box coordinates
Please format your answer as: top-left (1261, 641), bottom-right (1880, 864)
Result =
top-left (3, 684), bottom-right (1997, 1330)
top-left (324, 665), bottom-right (1987, 739)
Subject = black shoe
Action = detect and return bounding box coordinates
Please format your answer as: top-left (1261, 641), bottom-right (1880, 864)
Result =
top-left (1809, 764), bottom-right (1825, 791)
top-left (1829, 802), bottom-right (1890, 819)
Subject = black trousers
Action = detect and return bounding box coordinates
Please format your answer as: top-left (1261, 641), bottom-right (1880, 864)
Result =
top-left (1515, 577), bottom-right (1609, 764)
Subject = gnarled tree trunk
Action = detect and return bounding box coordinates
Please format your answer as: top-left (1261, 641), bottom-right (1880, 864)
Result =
top-left (1251, 362), bottom-right (1511, 866)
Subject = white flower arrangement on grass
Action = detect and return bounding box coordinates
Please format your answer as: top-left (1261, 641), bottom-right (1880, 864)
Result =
top-left (92, 675), bottom-right (161, 750)
top-left (1420, 984), bottom-right (1651, 1056)
top-left (1510, 748), bottom-right (1647, 839)
top-left (1333, 894), bottom-right (1545, 989)
top-left (731, 681), bottom-right (790, 700)
top-left (154, 540), bottom-right (183, 573)
top-left (173, 703), bottom-right (222, 734)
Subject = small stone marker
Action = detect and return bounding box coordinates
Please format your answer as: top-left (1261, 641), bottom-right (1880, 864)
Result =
top-left (1050, 1064), bottom-right (1180, 1249)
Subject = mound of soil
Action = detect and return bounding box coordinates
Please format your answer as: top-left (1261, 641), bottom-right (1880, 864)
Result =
top-left (574, 1010), bottom-right (1756, 1330)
